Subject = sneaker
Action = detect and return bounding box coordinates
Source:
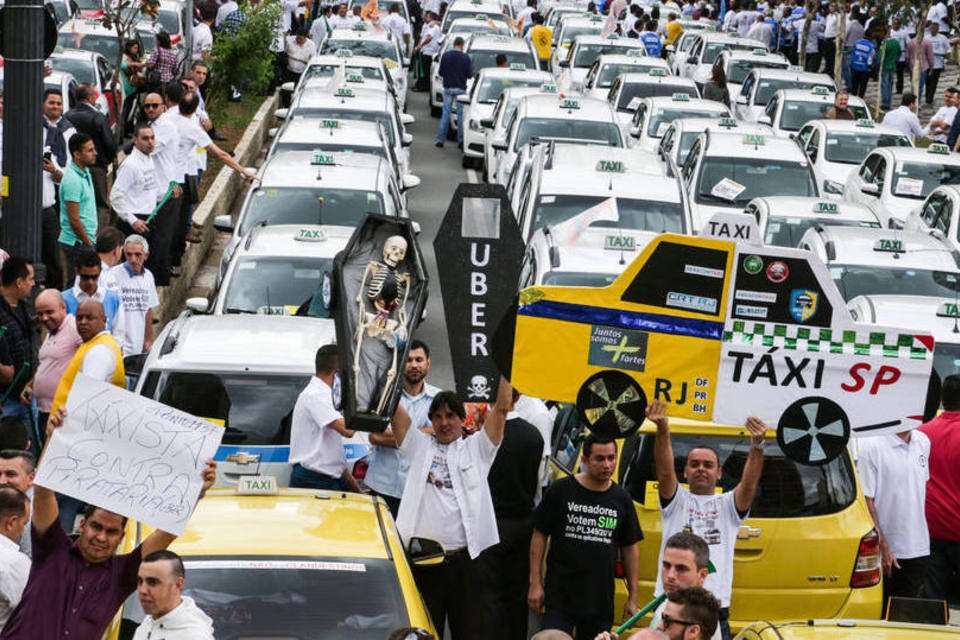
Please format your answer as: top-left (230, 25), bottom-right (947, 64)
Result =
top-left (435, 141), bottom-right (443, 148)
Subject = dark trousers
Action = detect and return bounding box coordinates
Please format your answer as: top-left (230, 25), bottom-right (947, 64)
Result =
top-left (926, 538), bottom-right (960, 603)
top-left (883, 555), bottom-right (929, 615)
top-left (170, 181), bottom-right (191, 268)
top-left (415, 53), bottom-right (433, 90)
top-left (719, 606), bottom-right (731, 640)
top-left (145, 195), bottom-right (181, 286)
top-left (822, 38), bottom-right (836, 77)
top-left (896, 60), bottom-right (907, 93)
top-left (60, 241), bottom-right (89, 279)
top-left (289, 463), bottom-right (346, 490)
top-left (926, 68), bottom-right (943, 105)
top-left (412, 549), bottom-right (484, 640)
top-left (477, 516), bottom-right (533, 640)
top-left (804, 52), bottom-right (821, 73)
top-left (540, 609), bottom-right (610, 640)
top-left (851, 69), bottom-right (870, 97)
top-left (90, 165), bottom-right (111, 230)
top-left (41, 206), bottom-right (64, 289)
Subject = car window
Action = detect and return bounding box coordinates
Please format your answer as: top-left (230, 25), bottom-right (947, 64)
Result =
top-left (893, 161), bottom-right (960, 200)
top-left (518, 250), bottom-right (537, 289)
top-left (620, 240), bottom-right (727, 312)
top-left (830, 265), bottom-right (960, 301)
top-left (937, 198), bottom-right (953, 236)
top-left (763, 96), bottom-right (777, 121)
top-left (922, 194), bottom-right (944, 226)
top-left (859, 153), bottom-right (880, 183)
top-left (740, 73), bottom-right (754, 97)
top-left (696, 157), bottom-right (817, 206)
top-left (873, 158), bottom-right (887, 189)
top-left (823, 132), bottom-right (912, 164)
top-left (240, 187), bottom-right (386, 234)
top-left (514, 117), bottom-right (622, 151)
top-left (681, 138), bottom-right (700, 184)
top-left (223, 257), bottom-right (334, 317)
top-left (806, 128), bottom-right (820, 163)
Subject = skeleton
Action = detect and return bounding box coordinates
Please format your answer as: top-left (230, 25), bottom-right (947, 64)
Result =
top-left (467, 375), bottom-right (492, 400)
top-left (354, 235), bottom-right (412, 414)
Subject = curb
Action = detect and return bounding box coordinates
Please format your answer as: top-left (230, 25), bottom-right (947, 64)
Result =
top-left (155, 92), bottom-right (279, 324)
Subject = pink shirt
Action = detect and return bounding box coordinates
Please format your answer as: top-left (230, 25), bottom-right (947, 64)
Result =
top-left (919, 410), bottom-right (960, 541)
top-left (33, 314), bottom-right (82, 411)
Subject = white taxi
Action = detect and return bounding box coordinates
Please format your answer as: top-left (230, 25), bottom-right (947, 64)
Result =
top-left (798, 226), bottom-right (960, 302)
top-left (445, 16), bottom-right (508, 40)
top-left (606, 69), bottom-right (699, 126)
top-left (657, 116), bottom-right (774, 171)
top-left (904, 186), bottom-right (960, 252)
top-left (318, 26), bottom-right (408, 103)
top-left (551, 14), bottom-right (605, 71)
top-left (680, 130), bottom-right (818, 229)
top-left (679, 31), bottom-right (768, 90)
top-left (284, 52), bottom-right (401, 108)
top-left (712, 48), bottom-right (790, 96)
top-left (627, 93), bottom-right (729, 152)
top-left (491, 94), bottom-right (624, 186)
top-left (440, 0), bottom-right (509, 33)
top-left (555, 33), bottom-right (647, 92)
top-left (842, 145), bottom-right (960, 228)
top-left (743, 196), bottom-right (880, 247)
top-left (458, 65), bottom-right (552, 167)
top-left (734, 67), bottom-right (835, 122)
top-left (797, 118), bottom-right (913, 198)
top-left (482, 85), bottom-right (557, 181)
top-left (582, 52), bottom-right (666, 100)
top-left (759, 87), bottom-right (871, 137)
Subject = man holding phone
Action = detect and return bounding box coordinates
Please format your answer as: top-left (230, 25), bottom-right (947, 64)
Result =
top-left (41, 89), bottom-right (74, 289)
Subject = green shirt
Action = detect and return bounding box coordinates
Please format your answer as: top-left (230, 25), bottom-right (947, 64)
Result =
top-left (58, 161), bottom-right (97, 246)
top-left (880, 37), bottom-right (901, 72)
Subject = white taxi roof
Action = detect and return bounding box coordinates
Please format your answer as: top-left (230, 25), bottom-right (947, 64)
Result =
top-left (447, 0), bottom-right (504, 12)
top-left (447, 17), bottom-right (502, 33)
top-left (569, 34), bottom-right (647, 49)
top-left (539, 145), bottom-right (680, 200)
top-left (720, 49), bottom-right (789, 65)
top-left (237, 224), bottom-right (354, 259)
top-left (778, 87), bottom-right (868, 108)
top-left (304, 54), bottom-right (388, 70)
top-left (669, 117), bottom-right (773, 136)
top-left (557, 15), bottom-right (606, 34)
top-left (468, 33), bottom-right (532, 52)
top-left (274, 118), bottom-right (386, 148)
top-left (258, 150), bottom-right (392, 189)
top-left (699, 31), bottom-right (762, 45)
top-left (866, 145), bottom-right (960, 167)
top-left (804, 118), bottom-right (912, 140)
top-left (849, 294), bottom-right (960, 345)
top-left (517, 94), bottom-right (617, 120)
top-left (750, 68), bottom-right (835, 85)
top-left (616, 71), bottom-right (696, 88)
top-left (750, 196), bottom-right (879, 222)
top-left (643, 95), bottom-right (727, 114)
top-left (49, 47), bottom-right (101, 62)
top-left (702, 130), bottom-right (807, 160)
top-left (595, 54), bottom-right (665, 69)
top-left (292, 85), bottom-right (395, 112)
top-left (819, 227), bottom-right (959, 270)
top-left (59, 17), bottom-right (115, 36)
top-left (475, 66), bottom-right (552, 82)
top-left (326, 26), bottom-right (395, 41)
top-left (534, 227), bottom-right (659, 276)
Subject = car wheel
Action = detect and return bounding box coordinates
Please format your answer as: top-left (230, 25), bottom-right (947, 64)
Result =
top-left (575, 370), bottom-right (647, 439)
top-left (776, 396), bottom-right (849, 465)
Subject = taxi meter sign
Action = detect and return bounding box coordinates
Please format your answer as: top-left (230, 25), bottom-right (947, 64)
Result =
top-left (497, 227), bottom-right (934, 465)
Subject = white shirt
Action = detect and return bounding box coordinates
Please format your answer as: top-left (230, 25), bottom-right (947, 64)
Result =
top-left (746, 22), bottom-right (773, 49)
top-left (215, 0), bottom-right (238, 27)
top-left (41, 120), bottom-right (74, 209)
top-left (882, 105), bottom-right (926, 140)
top-left (150, 111), bottom-right (182, 189)
top-left (419, 22), bottom-right (442, 56)
top-left (930, 33), bottom-right (951, 68)
top-left (81, 330), bottom-right (121, 381)
top-left (657, 486), bottom-right (745, 606)
top-left (793, 17), bottom-right (823, 53)
top-left (107, 263), bottom-right (159, 356)
top-left (111, 147), bottom-right (160, 223)
top-left (132, 596), bottom-right (215, 640)
top-left (170, 114), bottom-right (212, 181)
top-left (928, 2), bottom-right (950, 32)
top-left (929, 105), bottom-right (958, 142)
top-left (192, 22), bottom-right (213, 60)
top-left (0, 534), bottom-right (30, 631)
top-left (289, 376), bottom-right (347, 477)
top-left (330, 13), bottom-right (359, 28)
top-left (857, 432), bottom-right (931, 559)
top-left (397, 426), bottom-right (500, 558)
top-left (823, 12), bottom-right (839, 38)
top-left (286, 35), bottom-right (318, 73)
top-left (310, 14), bottom-right (332, 44)
top-left (380, 12), bottom-right (411, 51)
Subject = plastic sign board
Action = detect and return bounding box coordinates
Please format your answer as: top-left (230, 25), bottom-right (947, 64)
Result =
top-left (672, 92), bottom-right (690, 101)
top-left (811, 86), bottom-right (830, 95)
top-left (701, 212), bottom-right (762, 245)
top-left (855, 118), bottom-right (874, 128)
top-left (312, 151), bottom-right (335, 165)
top-left (929, 143), bottom-right (951, 155)
top-left (814, 201), bottom-right (839, 214)
top-left (561, 99), bottom-right (580, 109)
top-left (873, 238), bottom-right (904, 253)
top-left (321, 119), bottom-right (341, 128)
top-left (596, 160), bottom-right (625, 173)
top-left (510, 63), bottom-right (526, 70)
top-left (937, 301), bottom-right (960, 318)
top-left (335, 87), bottom-right (355, 97)
top-left (649, 67), bottom-right (668, 76)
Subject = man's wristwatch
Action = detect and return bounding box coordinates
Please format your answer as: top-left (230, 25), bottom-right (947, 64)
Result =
top-left (750, 440), bottom-right (766, 452)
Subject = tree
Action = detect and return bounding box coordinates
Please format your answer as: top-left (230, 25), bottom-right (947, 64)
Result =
top-left (208, 0), bottom-right (283, 105)
top-left (798, 0), bottom-right (819, 71)
top-left (833, 1), bottom-right (846, 83)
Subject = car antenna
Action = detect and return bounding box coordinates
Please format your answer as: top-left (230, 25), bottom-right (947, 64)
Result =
top-left (317, 196), bottom-right (325, 225)
top-left (266, 285), bottom-right (271, 315)
top-left (953, 272), bottom-right (959, 334)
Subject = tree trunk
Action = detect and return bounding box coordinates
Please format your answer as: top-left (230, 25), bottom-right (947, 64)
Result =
top-left (834, 3), bottom-right (846, 85)
top-left (912, 2), bottom-right (931, 99)
top-left (799, 0), bottom-right (817, 71)
top-left (876, 39), bottom-right (886, 114)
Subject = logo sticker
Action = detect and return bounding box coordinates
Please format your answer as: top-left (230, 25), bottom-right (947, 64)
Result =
top-left (789, 289), bottom-right (818, 323)
top-left (666, 292), bottom-right (718, 314)
top-left (588, 325), bottom-right (648, 372)
top-left (766, 261), bottom-right (789, 283)
top-left (736, 304), bottom-right (768, 319)
top-left (743, 255), bottom-right (763, 275)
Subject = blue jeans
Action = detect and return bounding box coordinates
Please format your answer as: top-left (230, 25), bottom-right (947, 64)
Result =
top-left (880, 70), bottom-right (894, 109)
top-left (436, 87), bottom-right (466, 145)
top-left (289, 463), bottom-right (346, 490)
top-left (919, 70), bottom-right (928, 102)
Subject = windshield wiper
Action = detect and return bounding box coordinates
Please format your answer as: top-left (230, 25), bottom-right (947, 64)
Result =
top-left (224, 307), bottom-right (257, 314)
top-left (697, 192), bottom-right (739, 204)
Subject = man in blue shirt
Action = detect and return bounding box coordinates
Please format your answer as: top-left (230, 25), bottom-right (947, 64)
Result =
top-left (849, 33), bottom-right (875, 97)
top-left (640, 21), bottom-right (662, 57)
top-left (436, 36), bottom-right (473, 148)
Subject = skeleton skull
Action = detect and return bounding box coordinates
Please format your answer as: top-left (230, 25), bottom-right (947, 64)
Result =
top-left (383, 236), bottom-right (408, 268)
top-left (467, 375), bottom-right (491, 399)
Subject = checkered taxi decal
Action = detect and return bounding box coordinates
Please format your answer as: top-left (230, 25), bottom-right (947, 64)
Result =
top-left (722, 320), bottom-right (933, 360)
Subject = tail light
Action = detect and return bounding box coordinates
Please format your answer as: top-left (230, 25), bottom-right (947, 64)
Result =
top-left (352, 458), bottom-right (369, 481)
top-left (850, 529), bottom-right (881, 588)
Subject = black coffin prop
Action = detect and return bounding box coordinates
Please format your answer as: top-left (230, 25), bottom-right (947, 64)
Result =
top-left (333, 215), bottom-right (429, 431)
top-left (434, 183), bottom-right (524, 402)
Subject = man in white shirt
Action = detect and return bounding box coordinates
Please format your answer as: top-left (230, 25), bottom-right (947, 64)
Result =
top-left (413, 11), bottom-right (442, 91)
top-left (330, 3), bottom-right (358, 28)
top-left (882, 93), bottom-right (926, 142)
top-left (309, 5), bottom-right (334, 45)
top-left (132, 551), bottom-right (214, 640)
top-left (192, 5), bottom-right (214, 61)
top-left (746, 14), bottom-right (773, 50)
top-left (285, 27), bottom-right (318, 82)
top-left (927, 0), bottom-right (952, 34)
top-left (215, 0), bottom-right (238, 28)
top-left (380, 3), bottom-right (412, 56)
top-left (289, 345), bottom-right (363, 491)
top-left (926, 22), bottom-right (954, 105)
top-left (793, 11), bottom-right (824, 72)
top-left (0, 487), bottom-right (30, 632)
top-left (650, 400), bottom-right (768, 640)
top-left (139, 92), bottom-right (181, 286)
top-left (111, 123), bottom-right (159, 236)
top-left (108, 235), bottom-right (159, 356)
top-left (41, 89), bottom-right (74, 289)
top-left (927, 87), bottom-right (959, 143)
top-left (391, 378), bottom-right (510, 639)
top-left (858, 429), bottom-right (931, 611)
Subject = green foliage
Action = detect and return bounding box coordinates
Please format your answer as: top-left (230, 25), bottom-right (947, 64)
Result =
top-left (209, 0), bottom-right (283, 102)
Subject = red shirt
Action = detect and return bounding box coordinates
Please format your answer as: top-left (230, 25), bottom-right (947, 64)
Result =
top-left (919, 411), bottom-right (960, 541)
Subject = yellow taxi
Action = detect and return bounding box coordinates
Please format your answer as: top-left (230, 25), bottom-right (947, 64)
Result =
top-left (734, 619), bottom-right (960, 639)
top-left (107, 479), bottom-right (436, 639)
top-left (549, 411), bottom-right (883, 633)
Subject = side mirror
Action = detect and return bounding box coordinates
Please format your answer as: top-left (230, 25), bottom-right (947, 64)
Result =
top-left (456, 94), bottom-right (470, 104)
top-left (267, 127), bottom-right (279, 138)
top-left (665, 44), bottom-right (675, 53)
top-left (630, 125), bottom-right (640, 138)
top-left (400, 113), bottom-right (415, 125)
top-left (407, 537), bottom-right (445, 566)
top-left (402, 174), bottom-right (422, 190)
top-left (186, 297), bottom-right (210, 313)
top-left (274, 108), bottom-right (289, 120)
top-left (736, 94), bottom-right (747, 105)
top-left (412, 220), bottom-right (422, 235)
top-left (492, 139), bottom-right (507, 151)
top-left (213, 214), bottom-right (235, 232)
top-left (280, 81), bottom-right (295, 92)
top-left (757, 115), bottom-right (772, 125)
top-left (402, 132), bottom-right (413, 147)
top-left (480, 118), bottom-right (494, 129)
top-left (860, 182), bottom-right (880, 196)
top-left (558, 60), bottom-right (569, 68)
top-left (686, 56), bottom-right (697, 64)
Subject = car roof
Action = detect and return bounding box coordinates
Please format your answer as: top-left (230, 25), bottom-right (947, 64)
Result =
top-left (851, 294), bottom-right (960, 345)
top-left (258, 150), bottom-right (391, 188)
top-left (538, 145), bottom-right (680, 199)
top-left (596, 54), bottom-right (666, 67)
top-left (777, 88), bottom-right (868, 106)
top-left (327, 26), bottom-right (394, 41)
top-left (292, 85), bottom-right (394, 111)
top-left (305, 53), bottom-right (386, 69)
top-left (467, 33), bottom-right (531, 50)
top-left (50, 47), bottom-right (100, 61)
top-left (534, 227), bottom-right (659, 275)
top-left (150, 489), bottom-right (394, 558)
top-left (812, 227), bottom-right (959, 270)
top-left (570, 34), bottom-right (646, 47)
top-left (803, 118), bottom-right (911, 138)
top-left (752, 196), bottom-right (878, 222)
top-left (59, 17), bottom-right (115, 35)
top-left (702, 130), bottom-right (807, 159)
top-left (866, 145), bottom-right (960, 166)
top-left (237, 224), bottom-right (354, 258)
top-left (617, 72), bottom-right (696, 87)
top-left (447, 0), bottom-right (503, 11)
top-left (518, 94), bottom-right (616, 118)
top-left (153, 315), bottom-right (336, 373)
top-left (276, 118), bottom-right (385, 145)
top-left (721, 49), bottom-right (788, 64)
top-left (643, 96), bottom-right (726, 111)
top-left (475, 66), bottom-right (551, 81)
top-left (670, 117), bottom-right (773, 135)
top-left (749, 67), bottom-right (834, 84)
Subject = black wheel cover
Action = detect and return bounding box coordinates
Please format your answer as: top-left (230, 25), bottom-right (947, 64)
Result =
top-left (777, 396), bottom-right (850, 466)
top-left (576, 371), bottom-right (648, 439)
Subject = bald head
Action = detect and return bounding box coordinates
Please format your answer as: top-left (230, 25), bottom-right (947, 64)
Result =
top-left (35, 289), bottom-right (67, 332)
top-left (76, 299), bottom-right (106, 341)
top-left (626, 630), bottom-right (670, 640)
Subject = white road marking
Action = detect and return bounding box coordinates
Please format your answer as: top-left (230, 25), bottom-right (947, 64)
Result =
top-left (466, 169), bottom-right (479, 183)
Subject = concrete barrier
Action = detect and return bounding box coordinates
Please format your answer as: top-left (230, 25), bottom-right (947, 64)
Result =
top-left (155, 92), bottom-right (279, 324)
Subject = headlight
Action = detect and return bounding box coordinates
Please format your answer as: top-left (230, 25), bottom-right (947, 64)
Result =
top-left (824, 180), bottom-right (844, 195)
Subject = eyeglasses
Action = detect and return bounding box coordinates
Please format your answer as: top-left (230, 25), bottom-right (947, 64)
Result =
top-left (77, 273), bottom-right (99, 280)
top-left (661, 614), bottom-right (697, 629)
top-left (143, 103), bottom-right (163, 109)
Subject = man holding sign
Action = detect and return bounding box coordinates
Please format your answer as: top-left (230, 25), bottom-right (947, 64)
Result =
top-left (0, 408), bottom-right (217, 640)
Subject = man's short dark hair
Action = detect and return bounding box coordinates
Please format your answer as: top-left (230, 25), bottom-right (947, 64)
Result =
top-left (408, 339), bottom-right (430, 358)
top-left (0, 256), bottom-right (32, 287)
top-left (0, 417), bottom-right (29, 451)
top-left (942, 374), bottom-right (960, 410)
top-left (532, 11), bottom-right (544, 23)
top-left (315, 344), bottom-right (339, 375)
top-left (687, 445), bottom-right (720, 464)
top-left (43, 88), bottom-right (63, 102)
top-left (82, 504), bottom-right (129, 528)
top-left (0, 447), bottom-right (35, 474)
top-left (495, 53), bottom-right (507, 65)
top-left (179, 91), bottom-right (200, 116)
top-left (667, 587), bottom-right (721, 640)
top-left (428, 390), bottom-right (465, 420)
top-left (389, 2), bottom-right (400, 12)
top-left (582, 433), bottom-right (617, 459)
top-left (190, 60), bottom-right (209, 73)
top-left (143, 549), bottom-right (186, 578)
top-left (164, 80), bottom-right (185, 105)
top-left (665, 531), bottom-right (710, 571)
top-left (902, 92), bottom-right (918, 107)
top-left (0, 486), bottom-right (28, 521)
top-left (76, 249), bottom-right (101, 272)
top-left (133, 122), bottom-right (154, 138)
top-left (453, 36), bottom-right (465, 47)
top-left (95, 226), bottom-right (126, 254)
top-left (69, 132), bottom-right (92, 156)
top-left (73, 83), bottom-right (93, 103)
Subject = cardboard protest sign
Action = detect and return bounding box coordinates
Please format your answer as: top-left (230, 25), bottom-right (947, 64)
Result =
top-left (35, 375), bottom-right (224, 535)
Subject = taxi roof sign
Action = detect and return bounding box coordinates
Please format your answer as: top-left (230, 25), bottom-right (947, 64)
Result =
top-left (751, 48), bottom-right (766, 55)
top-left (649, 67), bottom-right (668, 76)
top-left (295, 227), bottom-right (327, 241)
top-left (811, 86), bottom-right (830, 95)
top-left (312, 151), bottom-right (335, 165)
top-left (541, 83), bottom-right (558, 93)
top-left (596, 159), bottom-right (625, 173)
top-left (718, 117), bottom-right (738, 128)
top-left (321, 119), bottom-right (340, 128)
top-left (335, 48), bottom-right (353, 57)
top-left (352, 21), bottom-right (367, 30)
top-left (743, 134), bottom-right (765, 145)
top-left (813, 201), bottom-right (839, 214)
top-left (345, 72), bottom-right (365, 82)
top-left (937, 301), bottom-right (960, 317)
top-left (236, 475), bottom-right (279, 496)
top-left (873, 238), bottom-right (905, 253)
top-left (855, 118), bottom-right (874, 128)
top-left (672, 92), bottom-right (691, 101)
top-left (509, 62), bottom-right (526, 70)
top-left (335, 87), bottom-right (355, 97)
top-left (561, 98), bottom-right (580, 109)
top-left (929, 143), bottom-right (951, 155)
top-left (626, 48), bottom-right (644, 57)
top-left (604, 234), bottom-right (636, 251)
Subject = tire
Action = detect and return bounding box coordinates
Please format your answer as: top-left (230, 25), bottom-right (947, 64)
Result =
top-left (575, 370), bottom-right (647, 439)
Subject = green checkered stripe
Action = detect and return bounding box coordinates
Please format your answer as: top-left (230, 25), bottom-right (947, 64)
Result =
top-left (722, 320), bottom-right (931, 360)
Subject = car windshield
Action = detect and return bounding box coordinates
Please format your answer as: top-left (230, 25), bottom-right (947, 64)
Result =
top-left (559, 25), bottom-right (601, 46)
top-left (322, 39), bottom-right (398, 62)
top-left (291, 110), bottom-right (396, 146)
top-left (596, 63), bottom-right (650, 88)
top-left (223, 257), bottom-right (334, 317)
top-left (753, 80), bottom-right (832, 106)
top-left (119, 557), bottom-right (410, 639)
top-left (447, 10), bottom-right (506, 29)
top-left (824, 132), bottom-right (911, 164)
top-left (892, 162), bottom-right (960, 200)
top-left (697, 157), bottom-right (816, 206)
top-left (476, 75), bottom-right (543, 103)
top-left (543, 271), bottom-right (620, 286)
top-left (303, 64), bottom-right (385, 82)
top-left (647, 106), bottom-right (726, 137)
top-left (469, 49), bottom-right (533, 72)
top-left (532, 194), bottom-right (684, 237)
top-left (275, 141), bottom-right (386, 161)
top-left (702, 42), bottom-right (731, 64)
top-left (675, 131), bottom-right (702, 164)
top-left (573, 44), bottom-right (639, 68)
top-left (780, 100), bottom-right (870, 131)
top-left (934, 341), bottom-right (960, 384)
top-left (57, 32), bottom-right (118, 63)
top-left (763, 217), bottom-right (879, 247)
top-left (144, 372), bottom-right (309, 444)
top-left (240, 187), bottom-right (385, 235)
top-left (48, 56), bottom-right (95, 83)
top-left (727, 58), bottom-right (787, 84)
top-left (514, 117), bottom-right (622, 150)
top-left (829, 266), bottom-right (960, 301)
top-left (156, 8), bottom-right (180, 34)
top-left (616, 83), bottom-right (696, 111)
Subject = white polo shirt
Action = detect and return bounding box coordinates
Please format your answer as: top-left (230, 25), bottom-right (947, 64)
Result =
top-left (289, 376), bottom-right (347, 477)
top-left (0, 534), bottom-right (30, 630)
top-left (857, 431), bottom-right (931, 560)
top-left (396, 426), bottom-right (500, 558)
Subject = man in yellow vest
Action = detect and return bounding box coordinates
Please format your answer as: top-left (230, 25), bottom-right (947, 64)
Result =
top-left (52, 299), bottom-right (125, 412)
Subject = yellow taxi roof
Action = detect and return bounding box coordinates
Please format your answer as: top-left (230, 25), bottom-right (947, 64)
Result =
top-left (140, 488), bottom-right (392, 559)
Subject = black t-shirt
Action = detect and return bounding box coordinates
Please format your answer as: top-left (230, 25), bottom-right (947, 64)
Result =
top-left (488, 417), bottom-right (544, 520)
top-left (534, 475), bottom-right (642, 617)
